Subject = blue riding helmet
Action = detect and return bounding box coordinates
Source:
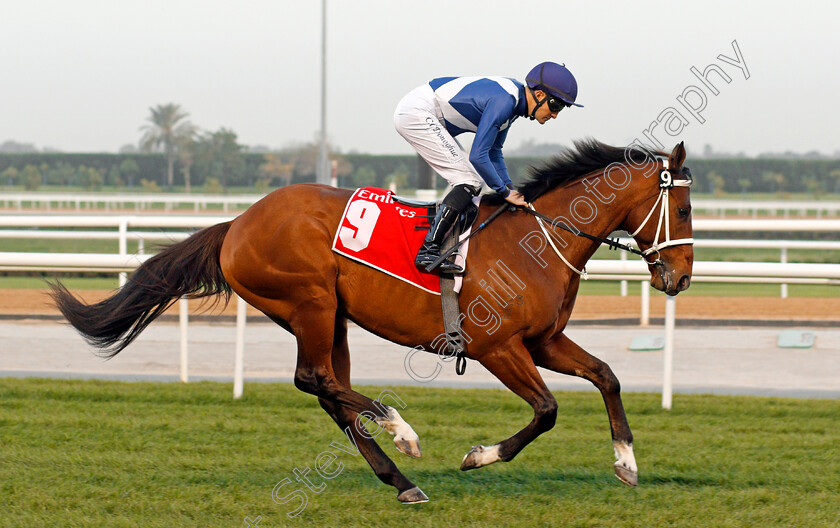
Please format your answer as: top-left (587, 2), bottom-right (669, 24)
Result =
top-left (525, 61), bottom-right (583, 108)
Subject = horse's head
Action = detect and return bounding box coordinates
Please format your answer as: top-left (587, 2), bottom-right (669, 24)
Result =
top-left (623, 142), bottom-right (694, 295)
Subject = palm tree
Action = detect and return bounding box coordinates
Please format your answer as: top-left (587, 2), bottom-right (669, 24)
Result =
top-left (139, 103), bottom-right (196, 189)
top-left (178, 135), bottom-right (196, 194)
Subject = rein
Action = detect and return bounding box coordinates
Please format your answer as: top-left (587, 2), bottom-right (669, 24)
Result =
top-left (521, 205), bottom-right (641, 279)
top-left (521, 206), bottom-right (644, 254)
top-left (427, 158), bottom-right (694, 276)
top-left (524, 158), bottom-right (694, 277)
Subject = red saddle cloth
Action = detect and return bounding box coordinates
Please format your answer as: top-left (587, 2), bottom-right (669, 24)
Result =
top-left (332, 187), bottom-right (444, 294)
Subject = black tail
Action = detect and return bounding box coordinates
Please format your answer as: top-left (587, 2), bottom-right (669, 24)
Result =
top-left (50, 222), bottom-right (233, 358)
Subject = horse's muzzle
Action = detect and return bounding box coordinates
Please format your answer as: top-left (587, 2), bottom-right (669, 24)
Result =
top-left (650, 262), bottom-right (691, 296)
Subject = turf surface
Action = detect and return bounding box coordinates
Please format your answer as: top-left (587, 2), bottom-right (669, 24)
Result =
top-left (1, 379), bottom-right (837, 527)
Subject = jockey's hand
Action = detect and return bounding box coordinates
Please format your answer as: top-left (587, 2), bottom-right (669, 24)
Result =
top-left (504, 190), bottom-right (528, 207)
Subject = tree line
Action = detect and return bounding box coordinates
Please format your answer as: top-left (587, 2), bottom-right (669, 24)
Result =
top-left (3, 151), bottom-right (840, 196)
top-left (1, 102), bottom-right (839, 195)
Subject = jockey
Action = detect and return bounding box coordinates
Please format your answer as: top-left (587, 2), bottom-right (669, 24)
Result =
top-left (394, 61), bottom-right (582, 274)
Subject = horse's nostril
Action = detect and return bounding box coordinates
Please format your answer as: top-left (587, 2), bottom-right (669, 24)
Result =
top-left (678, 275), bottom-right (690, 291)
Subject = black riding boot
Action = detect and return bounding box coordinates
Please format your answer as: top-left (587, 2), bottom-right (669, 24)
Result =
top-left (415, 203), bottom-right (463, 274)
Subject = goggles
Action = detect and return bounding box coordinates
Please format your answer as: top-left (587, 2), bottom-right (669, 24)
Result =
top-left (546, 97), bottom-right (569, 113)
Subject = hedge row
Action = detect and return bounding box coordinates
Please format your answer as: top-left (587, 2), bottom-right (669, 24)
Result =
top-left (1, 152), bottom-right (839, 193)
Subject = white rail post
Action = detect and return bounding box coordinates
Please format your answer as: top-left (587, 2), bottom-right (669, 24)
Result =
top-left (118, 218), bottom-right (128, 287)
top-left (780, 248), bottom-right (788, 299)
top-left (662, 295), bottom-right (676, 410)
top-left (620, 252), bottom-right (628, 296)
top-left (179, 297), bottom-right (189, 382)
top-left (640, 281), bottom-right (650, 327)
top-left (233, 295), bottom-right (247, 399)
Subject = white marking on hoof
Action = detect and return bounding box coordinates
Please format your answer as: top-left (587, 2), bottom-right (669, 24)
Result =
top-left (613, 441), bottom-right (638, 486)
top-left (460, 444), bottom-right (501, 471)
top-left (397, 486), bottom-right (429, 504)
top-left (375, 407), bottom-right (422, 458)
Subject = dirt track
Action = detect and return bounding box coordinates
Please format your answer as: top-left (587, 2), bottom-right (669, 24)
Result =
top-left (3, 288), bottom-right (838, 321)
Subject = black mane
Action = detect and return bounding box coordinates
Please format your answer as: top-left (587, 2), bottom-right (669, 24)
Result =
top-left (518, 139), bottom-right (660, 202)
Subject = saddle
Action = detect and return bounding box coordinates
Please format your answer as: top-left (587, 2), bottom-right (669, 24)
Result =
top-left (392, 194), bottom-right (480, 238)
top-left (333, 188), bottom-right (495, 374)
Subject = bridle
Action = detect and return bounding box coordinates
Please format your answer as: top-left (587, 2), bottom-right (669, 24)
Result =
top-left (525, 158), bottom-right (694, 278)
top-left (627, 159), bottom-right (694, 266)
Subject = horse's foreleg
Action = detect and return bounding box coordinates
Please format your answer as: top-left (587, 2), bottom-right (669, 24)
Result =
top-left (316, 319), bottom-right (427, 504)
top-left (531, 332), bottom-right (637, 486)
top-left (461, 342), bottom-right (557, 471)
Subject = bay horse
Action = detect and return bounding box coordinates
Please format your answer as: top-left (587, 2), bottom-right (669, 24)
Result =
top-left (51, 139), bottom-right (694, 504)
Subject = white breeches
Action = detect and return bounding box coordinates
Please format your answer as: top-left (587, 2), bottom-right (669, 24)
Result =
top-left (394, 84), bottom-right (483, 190)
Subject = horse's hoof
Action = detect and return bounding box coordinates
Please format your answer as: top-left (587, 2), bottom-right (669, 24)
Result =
top-left (614, 465), bottom-right (638, 486)
top-left (460, 445), bottom-right (482, 471)
top-left (460, 444), bottom-right (500, 471)
top-left (394, 435), bottom-right (422, 458)
top-left (397, 486), bottom-right (429, 504)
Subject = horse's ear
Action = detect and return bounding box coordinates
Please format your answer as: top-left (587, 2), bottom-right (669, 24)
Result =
top-left (669, 141), bottom-right (686, 169)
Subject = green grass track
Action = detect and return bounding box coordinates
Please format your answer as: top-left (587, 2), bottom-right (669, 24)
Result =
top-left (1, 379), bottom-right (837, 527)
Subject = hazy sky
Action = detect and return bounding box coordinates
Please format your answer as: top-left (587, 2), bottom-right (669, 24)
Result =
top-left (1, 0), bottom-right (837, 157)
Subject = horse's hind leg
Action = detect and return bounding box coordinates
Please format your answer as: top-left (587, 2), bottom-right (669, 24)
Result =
top-left (460, 341), bottom-right (558, 471)
top-left (531, 332), bottom-right (637, 486)
top-left (224, 223), bottom-right (422, 460)
top-left (247, 289), bottom-right (425, 500)
top-left (317, 318), bottom-right (428, 504)
top-left (289, 303), bottom-right (422, 458)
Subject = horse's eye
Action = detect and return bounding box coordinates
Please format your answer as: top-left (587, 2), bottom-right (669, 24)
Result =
top-left (678, 207), bottom-right (691, 218)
